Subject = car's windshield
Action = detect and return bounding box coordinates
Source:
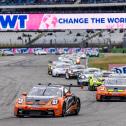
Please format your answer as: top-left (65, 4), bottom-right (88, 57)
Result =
top-left (28, 87), bottom-right (62, 97)
top-left (56, 65), bottom-right (70, 68)
top-left (71, 65), bottom-right (84, 69)
top-left (83, 71), bottom-right (90, 74)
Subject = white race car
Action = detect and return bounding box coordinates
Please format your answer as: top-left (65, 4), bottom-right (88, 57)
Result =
top-left (2, 50), bottom-right (14, 56)
top-left (76, 52), bottom-right (86, 59)
top-left (52, 64), bottom-right (70, 77)
top-left (34, 50), bottom-right (47, 55)
top-left (77, 68), bottom-right (101, 85)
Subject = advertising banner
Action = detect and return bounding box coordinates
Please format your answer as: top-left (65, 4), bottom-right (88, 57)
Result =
top-left (10, 48), bottom-right (99, 54)
top-left (0, 13), bottom-right (126, 30)
top-left (86, 48), bottom-right (99, 56)
top-left (109, 64), bottom-right (126, 73)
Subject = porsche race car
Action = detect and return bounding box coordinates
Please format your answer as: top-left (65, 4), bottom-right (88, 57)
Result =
top-left (65, 65), bottom-right (85, 79)
top-left (52, 64), bottom-right (70, 77)
top-left (34, 50), bottom-right (47, 55)
top-left (14, 83), bottom-right (81, 117)
top-left (77, 68), bottom-right (101, 86)
top-left (2, 50), bottom-right (14, 56)
top-left (96, 78), bottom-right (126, 101)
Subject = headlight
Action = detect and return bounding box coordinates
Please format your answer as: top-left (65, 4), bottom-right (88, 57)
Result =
top-left (18, 98), bottom-right (24, 104)
top-left (81, 75), bottom-right (86, 79)
top-left (52, 99), bottom-right (58, 105)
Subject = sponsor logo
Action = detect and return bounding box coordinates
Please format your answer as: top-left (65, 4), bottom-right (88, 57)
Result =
top-left (40, 14), bottom-right (57, 29)
top-left (0, 14), bottom-right (28, 30)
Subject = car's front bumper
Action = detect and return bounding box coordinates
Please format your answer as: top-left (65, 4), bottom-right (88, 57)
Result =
top-left (14, 104), bottom-right (62, 117)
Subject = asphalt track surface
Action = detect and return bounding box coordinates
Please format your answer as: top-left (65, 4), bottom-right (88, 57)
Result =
top-left (0, 55), bottom-right (126, 126)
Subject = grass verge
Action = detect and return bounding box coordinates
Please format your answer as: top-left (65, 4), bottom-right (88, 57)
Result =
top-left (88, 54), bottom-right (126, 70)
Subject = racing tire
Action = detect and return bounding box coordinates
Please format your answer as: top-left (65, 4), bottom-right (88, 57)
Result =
top-left (15, 114), bottom-right (24, 118)
top-left (75, 98), bottom-right (81, 115)
top-left (96, 96), bottom-right (103, 102)
top-left (48, 71), bottom-right (52, 75)
top-left (14, 111), bottom-right (24, 118)
top-left (62, 102), bottom-right (67, 117)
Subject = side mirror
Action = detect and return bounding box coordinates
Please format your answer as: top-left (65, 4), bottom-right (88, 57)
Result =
top-left (22, 92), bottom-right (27, 96)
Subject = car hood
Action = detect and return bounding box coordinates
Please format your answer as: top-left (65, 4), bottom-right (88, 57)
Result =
top-left (72, 69), bottom-right (84, 72)
top-left (83, 74), bottom-right (93, 78)
top-left (26, 96), bottom-right (58, 104)
top-left (55, 67), bottom-right (69, 71)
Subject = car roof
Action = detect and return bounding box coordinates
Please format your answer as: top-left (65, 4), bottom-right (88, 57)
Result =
top-left (35, 84), bottom-right (65, 88)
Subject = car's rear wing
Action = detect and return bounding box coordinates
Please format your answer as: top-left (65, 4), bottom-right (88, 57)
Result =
top-left (38, 83), bottom-right (82, 91)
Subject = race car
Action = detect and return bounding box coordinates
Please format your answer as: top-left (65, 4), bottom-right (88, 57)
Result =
top-left (48, 61), bottom-right (60, 75)
top-left (34, 50), bottom-right (47, 55)
top-left (96, 78), bottom-right (126, 101)
top-left (86, 70), bottom-right (114, 89)
top-left (58, 54), bottom-right (80, 65)
top-left (76, 52), bottom-right (86, 59)
top-left (48, 61), bottom-right (71, 75)
top-left (14, 83), bottom-right (81, 117)
top-left (77, 68), bottom-right (101, 86)
top-left (2, 50), bottom-right (14, 56)
top-left (52, 64), bottom-right (70, 77)
top-left (65, 65), bottom-right (85, 79)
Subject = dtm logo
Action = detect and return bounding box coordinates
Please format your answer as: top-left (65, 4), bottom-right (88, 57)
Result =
top-left (39, 14), bottom-right (57, 29)
top-left (112, 66), bottom-right (126, 73)
top-left (0, 14), bottom-right (28, 30)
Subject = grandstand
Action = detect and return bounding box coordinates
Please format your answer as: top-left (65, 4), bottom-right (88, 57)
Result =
top-left (0, 0), bottom-right (126, 5)
top-left (27, 29), bottom-right (125, 48)
top-left (0, 32), bottom-right (41, 47)
top-left (0, 29), bottom-right (123, 48)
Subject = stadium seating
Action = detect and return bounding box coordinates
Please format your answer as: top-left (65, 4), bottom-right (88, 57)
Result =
top-left (0, 32), bottom-right (40, 46)
top-left (0, 30), bottom-right (124, 47)
top-left (88, 29), bottom-right (125, 46)
top-left (32, 29), bottom-right (125, 47)
top-left (0, 0), bottom-right (125, 5)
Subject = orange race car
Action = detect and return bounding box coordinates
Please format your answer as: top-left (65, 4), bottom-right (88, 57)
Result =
top-left (96, 78), bottom-right (126, 101)
top-left (14, 83), bottom-right (81, 117)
